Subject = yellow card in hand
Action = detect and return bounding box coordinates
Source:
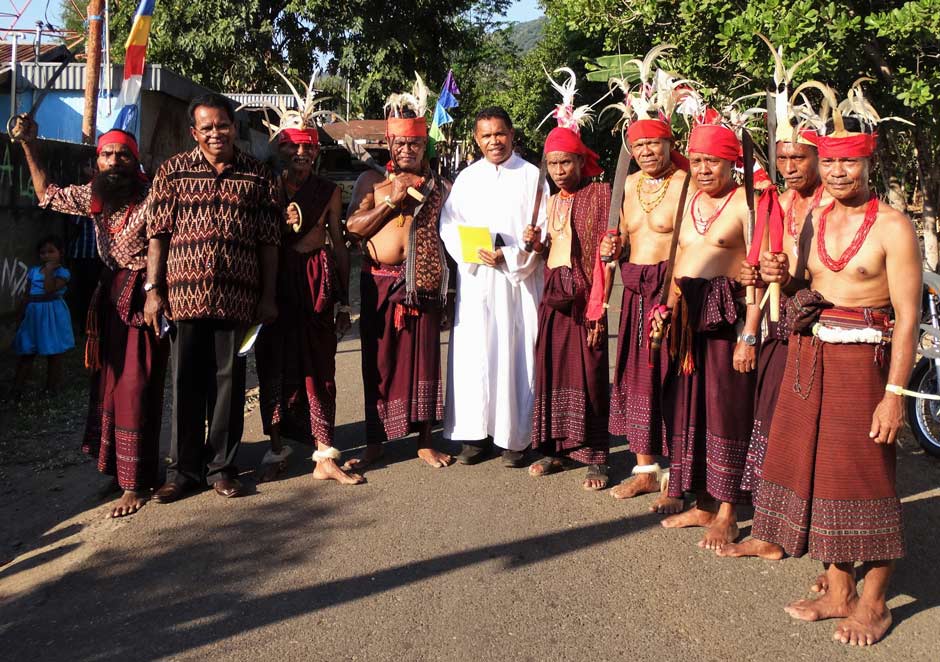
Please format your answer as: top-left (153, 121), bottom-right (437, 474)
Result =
top-left (457, 225), bottom-right (494, 264)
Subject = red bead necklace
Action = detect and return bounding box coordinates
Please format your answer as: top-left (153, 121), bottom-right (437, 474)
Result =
top-left (108, 203), bottom-right (137, 236)
top-left (691, 186), bottom-right (737, 235)
top-left (786, 185), bottom-right (824, 241)
top-left (816, 194), bottom-right (879, 272)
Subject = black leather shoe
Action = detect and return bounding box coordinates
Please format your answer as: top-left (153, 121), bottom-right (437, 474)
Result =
top-left (212, 477), bottom-right (244, 498)
top-left (501, 450), bottom-right (526, 468)
top-left (153, 481), bottom-right (187, 504)
top-left (456, 444), bottom-right (489, 465)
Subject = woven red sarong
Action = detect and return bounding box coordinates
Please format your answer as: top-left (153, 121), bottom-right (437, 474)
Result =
top-left (741, 295), bottom-right (789, 492)
top-left (530, 266), bottom-right (609, 464)
top-left (752, 306), bottom-right (904, 563)
top-left (82, 268), bottom-right (169, 491)
top-left (256, 247), bottom-right (338, 445)
top-left (609, 260), bottom-right (669, 455)
top-left (360, 259), bottom-right (444, 442)
top-left (663, 276), bottom-right (755, 504)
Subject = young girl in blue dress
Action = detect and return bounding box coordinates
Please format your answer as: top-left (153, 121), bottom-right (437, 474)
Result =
top-left (12, 235), bottom-right (75, 394)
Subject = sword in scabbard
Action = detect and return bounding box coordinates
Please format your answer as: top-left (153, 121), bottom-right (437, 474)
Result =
top-left (523, 157), bottom-right (549, 252)
top-left (650, 171), bottom-right (692, 351)
top-left (742, 129), bottom-right (757, 306)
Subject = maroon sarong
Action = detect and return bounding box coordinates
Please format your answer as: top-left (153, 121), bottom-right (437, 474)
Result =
top-left (256, 247), bottom-right (337, 445)
top-left (82, 269), bottom-right (168, 491)
top-left (741, 296), bottom-right (790, 492)
top-left (609, 260), bottom-right (668, 456)
top-left (530, 266), bottom-right (609, 464)
top-left (663, 276), bottom-right (755, 504)
top-left (752, 307), bottom-right (904, 563)
top-left (360, 260), bottom-right (443, 442)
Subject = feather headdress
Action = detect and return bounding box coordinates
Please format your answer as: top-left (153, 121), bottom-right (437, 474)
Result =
top-left (757, 35), bottom-right (823, 144)
top-left (602, 44), bottom-right (695, 134)
top-left (384, 73), bottom-right (429, 120)
top-left (538, 67), bottom-right (593, 134)
top-left (237, 69), bottom-right (337, 142)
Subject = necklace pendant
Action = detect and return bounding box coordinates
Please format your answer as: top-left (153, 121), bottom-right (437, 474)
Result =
top-left (792, 245), bottom-right (799, 258)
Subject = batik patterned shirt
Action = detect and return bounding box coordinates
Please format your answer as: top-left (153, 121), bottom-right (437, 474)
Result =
top-left (147, 147), bottom-right (280, 323)
top-left (40, 183), bottom-right (150, 272)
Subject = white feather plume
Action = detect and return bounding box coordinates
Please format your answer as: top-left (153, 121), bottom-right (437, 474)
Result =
top-left (384, 72), bottom-right (429, 119)
top-left (538, 66), bottom-right (594, 134)
top-left (235, 68), bottom-right (338, 142)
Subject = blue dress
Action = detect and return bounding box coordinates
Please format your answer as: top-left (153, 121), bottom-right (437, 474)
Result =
top-left (14, 266), bottom-right (75, 356)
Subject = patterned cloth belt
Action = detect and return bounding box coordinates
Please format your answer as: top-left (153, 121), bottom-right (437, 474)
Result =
top-left (813, 307), bottom-right (893, 345)
top-left (363, 258), bottom-right (404, 278)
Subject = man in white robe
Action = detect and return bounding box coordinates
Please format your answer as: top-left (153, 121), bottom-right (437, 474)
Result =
top-left (440, 106), bottom-right (547, 467)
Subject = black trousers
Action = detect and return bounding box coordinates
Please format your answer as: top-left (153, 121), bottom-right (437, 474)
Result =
top-left (167, 319), bottom-right (246, 486)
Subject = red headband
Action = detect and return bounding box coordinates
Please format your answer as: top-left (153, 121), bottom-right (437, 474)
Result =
top-left (687, 124), bottom-right (740, 162)
top-left (386, 117), bottom-right (427, 139)
top-left (543, 126), bottom-right (603, 178)
top-left (97, 130), bottom-right (139, 159)
top-left (625, 120), bottom-right (689, 171)
top-left (815, 133), bottom-right (877, 159)
top-left (627, 119), bottom-right (673, 142)
top-left (279, 128), bottom-right (319, 145)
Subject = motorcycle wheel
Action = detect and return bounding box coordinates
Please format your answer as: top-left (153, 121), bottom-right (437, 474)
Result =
top-left (906, 357), bottom-right (940, 457)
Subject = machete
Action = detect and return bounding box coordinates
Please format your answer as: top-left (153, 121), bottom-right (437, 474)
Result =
top-left (7, 51), bottom-right (74, 141)
top-left (523, 157), bottom-right (548, 252)
top-left (601, 143), bottom-right (633, 263)
top-left (650, 171), bottom-right (692, 351)
top-left (343, 134), bottom-right (424, 202)
top-left (742, 129), bottom-right (757, 306)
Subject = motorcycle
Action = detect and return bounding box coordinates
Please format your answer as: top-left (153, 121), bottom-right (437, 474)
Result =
top-left (906, 269), bottom-right (940, 457)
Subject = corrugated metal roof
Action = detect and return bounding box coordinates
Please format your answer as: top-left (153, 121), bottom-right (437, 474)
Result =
top-left (0, 63), bottom-right (214, 102)
top-left (225, 93), bottom-right (299, 110)
top-left (0, 43), bottom-right (68, 64)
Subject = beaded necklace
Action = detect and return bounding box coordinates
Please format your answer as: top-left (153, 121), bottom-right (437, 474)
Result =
top-left (550, 190), bottom-right (575, 238)
top-left (690, 186), bottom-right (737, 236)
top-left (636, 166), bottom-right (676, 214)
top-left (786, 185), bottom-right (823, 242)
top-left (107, 203), bottom-right (136, 236)
top-left (816, 194), bottom-right (879, 272)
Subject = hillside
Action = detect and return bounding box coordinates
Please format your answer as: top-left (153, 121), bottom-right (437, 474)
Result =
top-left (508, 17), bottom-right (545, 54)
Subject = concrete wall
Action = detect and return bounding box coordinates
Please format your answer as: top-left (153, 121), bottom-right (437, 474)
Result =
top-left (0, 136), bottom-right (93, 346)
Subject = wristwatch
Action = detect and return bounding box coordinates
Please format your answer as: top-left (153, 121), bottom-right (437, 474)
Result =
top-left (143, 282), bottom-right (162, 293)
top-left (740, 333), bottom-right (758, 346)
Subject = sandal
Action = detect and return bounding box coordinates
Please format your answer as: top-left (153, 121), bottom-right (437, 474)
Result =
top-left (528, 456), bottom-right (565, 477)
top-left (583, 464), bottom-right (610, 491)
top-left (257, 446), bottom-right (293, 483)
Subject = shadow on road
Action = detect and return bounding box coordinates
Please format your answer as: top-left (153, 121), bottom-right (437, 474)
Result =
top-left (0, 495), bottom-right (662, 661)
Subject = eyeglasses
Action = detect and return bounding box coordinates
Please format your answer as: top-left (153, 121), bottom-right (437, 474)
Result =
top-left (192, 123), bottom-right (234, 136)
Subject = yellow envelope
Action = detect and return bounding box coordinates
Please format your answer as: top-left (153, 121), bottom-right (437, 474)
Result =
top-left (457, 225), bottom-right (494, 264)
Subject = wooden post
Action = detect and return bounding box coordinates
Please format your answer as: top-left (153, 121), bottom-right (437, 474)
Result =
top-left (81, 0), bottom-right (105, 145)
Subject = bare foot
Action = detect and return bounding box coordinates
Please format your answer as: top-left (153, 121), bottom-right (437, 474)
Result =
top-left (698, 517), bottom-right (739, 551)
top-left (313, 457), bottom-right (364, 485)
top-left (661, 506), bottom-right (715, 529)
top-left (650, 494), bottom-right (684, 514)
top-left (785, 590), bottom-right (858, 622)
top-left (717, 538), bottom-right (784, 559)
top-left (610, 472), bottom-right (658, 499)
top-left (109, 490), bottom-right (147, 518)
top-left (417, 447), bottom-right (454, 468)
top-left (833, 602), bottom-right (892, 646)
top-left (343, 445), bottom-right (384, 471)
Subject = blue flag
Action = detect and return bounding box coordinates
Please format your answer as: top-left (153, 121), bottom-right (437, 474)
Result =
top-left (438, 70), bottom-right (460, 109)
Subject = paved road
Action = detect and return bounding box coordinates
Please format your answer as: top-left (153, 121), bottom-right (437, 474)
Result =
top-left (2, 281), bottom-right (939, 661)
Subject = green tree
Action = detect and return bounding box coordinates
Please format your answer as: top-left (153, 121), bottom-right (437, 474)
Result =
top-left (63, 0), bottom-right (511, 117)
top-left (528, 0), bottom-right (940, 265)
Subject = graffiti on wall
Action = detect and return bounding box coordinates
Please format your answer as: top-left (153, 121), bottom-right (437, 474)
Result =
top-left (0, 255), bottom-right (29, 302)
